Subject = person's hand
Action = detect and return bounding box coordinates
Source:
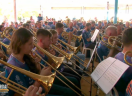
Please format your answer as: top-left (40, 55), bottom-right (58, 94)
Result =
top-left (23, 85), bottom-right (45, 96)
top-left (73, 28), bottom-right (77, 32)
top-left (49, 48), bottom-right (56, 55)
top-left (40, 67), bottom-right (52, 76)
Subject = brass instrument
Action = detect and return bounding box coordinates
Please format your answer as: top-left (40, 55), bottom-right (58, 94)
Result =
top-left (0, 60), bottom-right (56, 95)
top-left (51, 44), bottom-right (73, 60)
top-left (33, 43), bottom-right (65, 69)
top-left (108, 36), bottom-right (123, 51)
top-left (124, 51), bottom-right (132, 66)
top-left (101, 35), bottom-right (115, 49)
top-left (1, 27), bottom-right (16, 40)
top-left (61, 31), bottom-right (82, 42)
top-left (58, 39), bottom-right (80, 54)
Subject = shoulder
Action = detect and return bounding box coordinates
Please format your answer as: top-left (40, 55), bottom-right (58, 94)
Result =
top-left (115, 52), bottom-right (124, 61)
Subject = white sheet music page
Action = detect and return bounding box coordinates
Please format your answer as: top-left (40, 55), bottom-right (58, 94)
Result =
top-left (91, 57), bottom-right (116, 82)
top-left (97, 59), bottom-right (129, 94)
top-left (91, 29), bottom-right (99, 42)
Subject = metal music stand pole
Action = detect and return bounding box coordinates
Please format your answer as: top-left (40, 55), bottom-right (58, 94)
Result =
top-left (86, 40), bottom-right (99, 96)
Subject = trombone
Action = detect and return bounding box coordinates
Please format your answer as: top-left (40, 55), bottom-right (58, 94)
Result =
top-left (61, 31), bottom-right (82, 42)
top-left (57, 39), bottom-right (89, 69)
top-left (124, 51), bottom-right (132, 66)
top-left (0, 41), bottom-right (86, 96)
top-left (108, 36), bottom-right (123, 51)
top-left (1, 27), bottom-right (16, 40)
top-left (0, 60), bottom-right (56, 95)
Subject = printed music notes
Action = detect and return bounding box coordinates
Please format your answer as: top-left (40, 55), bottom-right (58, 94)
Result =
top-left (91, 57), bottom-right (129, 94)
top-left (91, 29), bottom-right (99, 42)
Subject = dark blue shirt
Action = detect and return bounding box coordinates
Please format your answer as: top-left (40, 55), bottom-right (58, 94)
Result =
top-left (66, 28), bottom-right (74, 33)
top-left (115, 52), bottom-right (132, 96)
top-left (5, 55), bottom-right (35, 96)
top-left (2, 38), bottom-right (10, 56)
top-left (91, 27), bottom-right (95, 31)
top-left (82, 29), bottom-right (91, 47)
top-left (38, 16), bottom-right (43, 22)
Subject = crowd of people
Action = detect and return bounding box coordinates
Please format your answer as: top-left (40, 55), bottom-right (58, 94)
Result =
top-left (0, 13), bottom-right (132, 96)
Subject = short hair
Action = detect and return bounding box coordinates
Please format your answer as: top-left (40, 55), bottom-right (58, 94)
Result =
top-left (91, 21), bottom-right (95, 24)
top-left (15, 22), bottom-right (18, 25)
top-left (86, 23), bottom-right (91, 26)
top-left (37, 29), bottom-right (52, 38)
top-left (106, 25), bottom-right (117, 35)
top-left (0, 25), bottom-right (3, 31)
top-left (122, 28), bottom-right (132, 46)
top-left (50, 29), bottom-right (57, 35)
top-left (55, 23), bottom-right (64, 29)
top-left (23, 24), bottom-right (26, 28)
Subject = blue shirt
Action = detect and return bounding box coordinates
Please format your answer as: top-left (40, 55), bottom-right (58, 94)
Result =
top-left (2, 38), bottom-right (10, 56)
top-left (80, 25), bottom-right (85, 29)
top-left (5, 55), bottom-right (35, 96)
top-left (82, 29), bottom-right (92, 47)
top-left (50, 24), bottom-right (55, 29)
top-left (38, 16), bottom-right (43, 22)
top-left (66, 28), bottom-right (74, 33)
top-left (91, 27), bottom-right (95, 31)
top-left (115, 52), bottom-right (132, 96)
top-left (58, 33), bottom-right (67, 50)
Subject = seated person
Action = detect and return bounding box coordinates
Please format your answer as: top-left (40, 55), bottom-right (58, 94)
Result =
top-left (50, 29), bottom-right (82, 82)
top-left (96, 21), bottom-right (102, 30)
top-left (97, 26), bottom-right (117, 61)
top-left (56, 23), bottom-right (85, 70)
top-left (14, 22), bottom-right (18, 29)
top-left (50, 21), bottom-right (56, 29)
top-left (44, 21), bottom-right (51, 29)
top-left (35, 29), bottom-right (80, 96)
top-left (90, 21), bottom-right (96, 33)
top-left (66, 22), bottom-right (77, 35)
top-left (73, 21), bottom-right (80, 30)
top-left (80, 21), bottom-right (86, 30)
top-left (0, 25), bottom-right (5, 42)
top-left (82, 23), bottom-right (96, 49)
top-left (4, 28), bottom-right (61, 96)
top-left (125, 21), bottom-right (130, 30)
top-left (114, 28), bottom-right (132, 96)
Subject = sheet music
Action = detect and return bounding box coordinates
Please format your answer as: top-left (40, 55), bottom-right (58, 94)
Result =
top-left (91, 57), bottom-right (129, 94)
top-left (91, 29), bottom-right (99, 42)
top-left (91, 57), bottom-right (116, 82)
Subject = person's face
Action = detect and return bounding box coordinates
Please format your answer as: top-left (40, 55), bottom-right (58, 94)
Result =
top-left (15, 24), bottom-right (18, 28)
top-left (20, 37), bottom-right (34, 54)
top-left (91, 23), bottom-right (95, 27)
top-left (52, 33), bottom-right (58, 45)
top-left (39, 14), bottom-right (41, 17)
top-left (69, 23), bottom-right (73, 28)
top-left (126, 22), bottom-right (129, 27)
top-left (30, 16), bottom-right (32, 19)
top-left (37, 23), bottom-right (41, 28)
top-left (1, 27), bottom-right (5, 31)
top-left (98, 22), bottom-right (101, 26)
top-left (41, 36), bottom-right (52, 49)
top-left (26, 26), bottom-right (29, 29)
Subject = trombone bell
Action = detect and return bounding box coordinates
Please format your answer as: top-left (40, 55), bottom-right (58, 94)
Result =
top-left (124, 51), bottom-right (132, 66)
top-left (0, 60), bottom-right (56, 95)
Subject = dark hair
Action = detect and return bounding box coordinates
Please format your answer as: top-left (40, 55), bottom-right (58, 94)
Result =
top-left (37, 29), bottom-right (52, 38)
top-left (10, 28), bottom-right (40, 74)
top-left (86, 23), bottom-right (91, 26)
top-left (122, 28), bottom-right (132, 46)
top-left (50, 29), bottom-right (57, 35)
top-left (0, 25), bottom-right (3, 31)
top-left (23, 24), bottom-right (26, 28)
top-left (91, 21), bottom-right (95, 24)
top-left (55, 23), bottom-right (63, 29)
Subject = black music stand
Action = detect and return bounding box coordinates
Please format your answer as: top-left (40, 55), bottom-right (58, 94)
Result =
top-left (86, 40), bottom-right (99, 96)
